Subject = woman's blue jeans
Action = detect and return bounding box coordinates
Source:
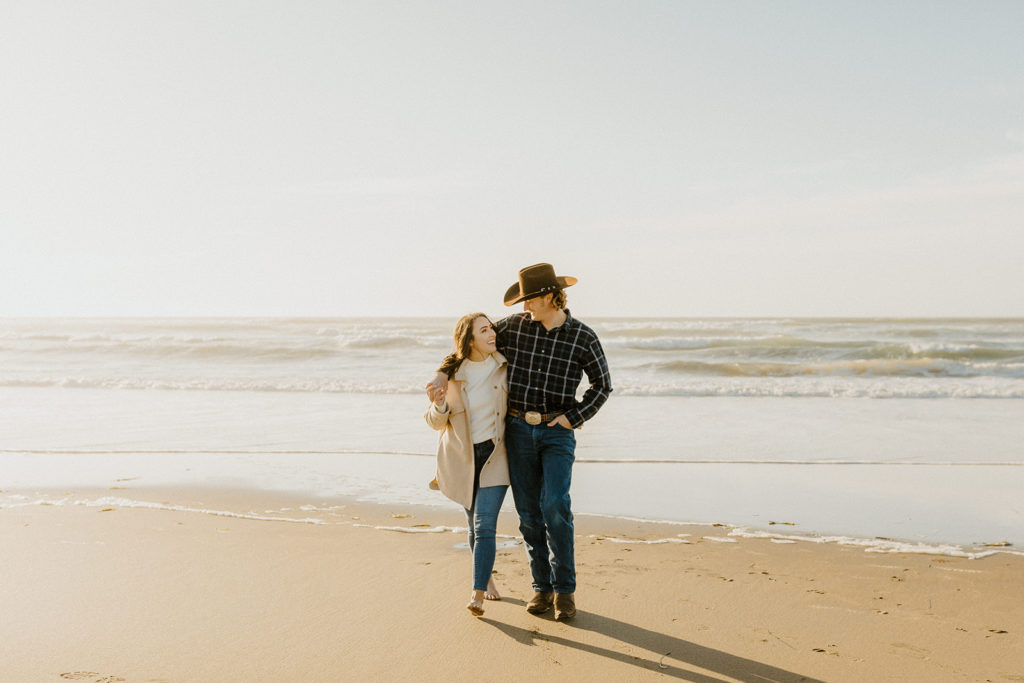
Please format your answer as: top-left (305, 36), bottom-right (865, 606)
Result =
top-left (465, 440), bottom-right (508, 592)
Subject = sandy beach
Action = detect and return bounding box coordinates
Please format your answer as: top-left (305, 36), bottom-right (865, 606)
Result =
top-left (2, 486), bottom-right (1021, 682)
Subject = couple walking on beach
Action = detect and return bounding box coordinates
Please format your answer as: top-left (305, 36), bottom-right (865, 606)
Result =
top-left (425, 263), bottom-right (612, 620)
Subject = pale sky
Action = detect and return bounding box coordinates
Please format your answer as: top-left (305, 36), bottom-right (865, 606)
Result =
top-left (2, 1), bottom-right (1022, 318)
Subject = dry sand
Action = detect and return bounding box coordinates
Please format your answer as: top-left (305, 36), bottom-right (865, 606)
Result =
top-left (1, 486), bottom-right (1021, 682)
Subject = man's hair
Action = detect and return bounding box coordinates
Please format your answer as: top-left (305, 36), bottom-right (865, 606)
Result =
top-left (551, 288), bottom-right (567, 310)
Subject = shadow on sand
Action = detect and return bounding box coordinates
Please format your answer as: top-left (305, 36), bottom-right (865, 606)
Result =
top-left (480, 609), bottom-right (824, 682)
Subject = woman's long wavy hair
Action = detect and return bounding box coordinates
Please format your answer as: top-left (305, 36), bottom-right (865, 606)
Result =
top-left (439, 312), bottom-right (493, 378)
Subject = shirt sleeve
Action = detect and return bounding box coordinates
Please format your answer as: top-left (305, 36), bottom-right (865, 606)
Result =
top-left (424, 400), bottom-right (451, 430)
top-left (494, 315), bottom-right (512, 354)
top-left (564, 336), bottom-right (612, 428)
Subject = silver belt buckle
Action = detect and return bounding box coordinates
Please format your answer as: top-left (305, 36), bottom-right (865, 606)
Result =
top-left (524, 411), bottom-right (542, 425)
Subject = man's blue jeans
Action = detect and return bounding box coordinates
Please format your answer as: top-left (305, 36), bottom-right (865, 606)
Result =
top-left (465, 440), bottom-right (508, 592)
top-left (506, 416), bottom-right (576, 594)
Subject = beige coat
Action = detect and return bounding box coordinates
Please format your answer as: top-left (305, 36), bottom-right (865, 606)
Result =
top-left (424, 352), bottom-right (510, 509)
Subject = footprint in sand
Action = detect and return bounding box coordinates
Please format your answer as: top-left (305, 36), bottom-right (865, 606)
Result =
top-left (889, 642), bottom-right (929, 659)
top-left (60, 674), bottom-right (125, 682)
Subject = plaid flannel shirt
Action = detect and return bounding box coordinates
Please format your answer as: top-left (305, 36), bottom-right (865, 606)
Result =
top-left (495, 310), bottom-right (612, 428)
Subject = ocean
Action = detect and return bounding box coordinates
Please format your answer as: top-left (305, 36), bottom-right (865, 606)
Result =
top-left (2, 316), bottom-right (1022, 556)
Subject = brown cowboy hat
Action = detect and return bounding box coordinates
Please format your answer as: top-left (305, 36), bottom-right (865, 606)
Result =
top-left (503, 263), bottom-right (578, 307)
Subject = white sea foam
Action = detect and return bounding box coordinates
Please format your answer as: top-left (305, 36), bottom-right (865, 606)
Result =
top-left (354, 523), bottom-right (462, 534)
top-left (728, 528), bottom-right (1024, 559)
top-left (3, 490), bottom-right (1018, 560)
top-left (298, 504), bottom-right (347, 512)
top-left (2, 317), bottom-right (1023, 399)
top-left (0, 376), bottom-right (423, 394)
top-left (611, 377), bottom-right (1024, 399)
top-left (588, 535), bottom-right (691, 544)
top-left (0, 496), bottom-right (328, 524)
top-left (3, 374), bottom-right (1024, 398)
top-left (576, 512), bottom-right (721, 527)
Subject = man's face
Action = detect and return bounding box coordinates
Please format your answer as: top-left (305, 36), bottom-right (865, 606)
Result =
top-left (523, 293), bottom-right (554, 320)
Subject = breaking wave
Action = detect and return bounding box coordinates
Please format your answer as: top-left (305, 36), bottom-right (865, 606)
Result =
top-left (2, 316), bottom-right (1022, 399)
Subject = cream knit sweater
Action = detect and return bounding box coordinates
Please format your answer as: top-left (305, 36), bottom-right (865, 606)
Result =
top-left (460, 355), bottom-right (499, 443)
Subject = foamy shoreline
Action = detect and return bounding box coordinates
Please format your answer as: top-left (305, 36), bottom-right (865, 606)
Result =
top-left (2, 486), bottom-right (1020, 561)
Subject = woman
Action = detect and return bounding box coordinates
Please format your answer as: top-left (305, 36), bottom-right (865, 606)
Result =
top-left (425, 313), bottom-right (509, 616)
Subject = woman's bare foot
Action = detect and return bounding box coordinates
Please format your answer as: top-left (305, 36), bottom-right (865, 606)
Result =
top-left (466, 590), bottom-right (485, 616)
top-left (484, 576), bottom-right (501, 601)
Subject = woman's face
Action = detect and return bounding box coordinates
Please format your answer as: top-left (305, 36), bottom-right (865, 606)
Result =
top-left (470, 316), bottom-right (497, 357)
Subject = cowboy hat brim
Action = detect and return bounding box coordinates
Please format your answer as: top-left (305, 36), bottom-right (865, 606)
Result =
top-left (503, 275), bottom-right (577, 307)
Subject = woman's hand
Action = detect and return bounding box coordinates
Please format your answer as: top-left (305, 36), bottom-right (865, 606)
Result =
top-left (426, 372), bottom-right (449, 403)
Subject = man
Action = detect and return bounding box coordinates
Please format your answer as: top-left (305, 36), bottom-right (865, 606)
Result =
top-left (428, 263), bottom-right (612, 621)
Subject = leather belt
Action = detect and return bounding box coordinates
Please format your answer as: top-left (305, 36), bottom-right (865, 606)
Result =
top-left (508, 408), bottom-right (555, 425)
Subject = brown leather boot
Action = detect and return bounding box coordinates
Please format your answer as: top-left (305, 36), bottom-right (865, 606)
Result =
top-left (554, 592), bottom-right (576, 621)
top-left (526, 591), bottom-right (554, 614)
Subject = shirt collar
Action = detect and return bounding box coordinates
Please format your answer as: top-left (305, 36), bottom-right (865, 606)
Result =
top-left (525, 308), bottom-right (575, 332)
